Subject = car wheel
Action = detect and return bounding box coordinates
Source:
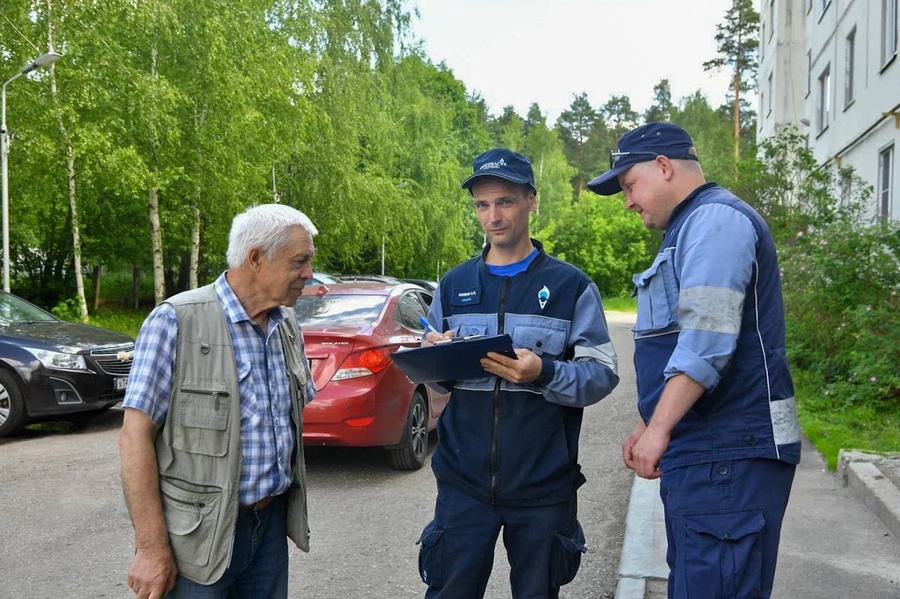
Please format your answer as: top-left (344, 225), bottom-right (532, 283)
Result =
top-left (0, 369), bottom-right (27, 437)
top-left (389, 390), bottom-right (428, 471)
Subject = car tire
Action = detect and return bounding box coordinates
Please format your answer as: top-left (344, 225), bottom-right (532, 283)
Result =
top-left (389, 390), bottom-right (428, 471)
top-left (0, 369), bottom-right (27, 437)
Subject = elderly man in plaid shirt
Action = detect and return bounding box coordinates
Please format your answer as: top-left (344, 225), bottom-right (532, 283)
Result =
top-left (119, 204), bottom-right (318, 599)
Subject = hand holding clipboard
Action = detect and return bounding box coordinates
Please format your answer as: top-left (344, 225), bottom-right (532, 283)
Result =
top-left (389, 319), bottom-right (518, 384)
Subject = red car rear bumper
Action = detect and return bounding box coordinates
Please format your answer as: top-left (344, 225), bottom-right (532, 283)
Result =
top-left (301, 376), bottom-right (411, 447)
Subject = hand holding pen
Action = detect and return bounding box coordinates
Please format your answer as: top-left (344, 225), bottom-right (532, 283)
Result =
top-left (419, 317), bottom-right (454, 345)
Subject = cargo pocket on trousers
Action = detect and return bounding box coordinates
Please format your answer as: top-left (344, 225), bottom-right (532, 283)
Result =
top-left (550, 519), bottom-right (587, 588)
top-left (680, 509), bottom-right (765, 599)
top-left (416, 520), bottom-right (445, 588)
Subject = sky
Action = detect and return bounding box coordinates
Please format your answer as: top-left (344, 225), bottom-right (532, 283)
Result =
top-left (409, 0), bottom-right (741, 126)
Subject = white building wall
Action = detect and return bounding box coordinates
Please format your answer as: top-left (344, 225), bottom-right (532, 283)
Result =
top-left (758, 0), bottom-right (807, 139)
top-left (759, 0), bottom-right (900, 221)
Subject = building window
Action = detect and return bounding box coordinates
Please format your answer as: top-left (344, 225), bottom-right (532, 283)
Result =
top-left (883, 0), bottom-right (899, 67)
top-left (806, 51), bottom-right (812, 97)
top-left (761, 23), bottom-right (766, 59)
top-left (807, 0), bottom-right (813, 14)
top-left (879, 145), bottom-right (895, 219)
top-left (817, 65), bottom-right (831, 133)
top-left (840, 172), bottom-right (853, 205)
top-left (769, 0), bottom-right (776, 40)
top-left (767, 72), bottom-right (774, 115)
top-left (821, 0), bottom-right (832, 13)
top-left (845, 28), bottom-right (856, 107)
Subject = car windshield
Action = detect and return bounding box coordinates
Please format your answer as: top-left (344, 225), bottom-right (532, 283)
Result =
top-left (0, 292), bottom-right (58, 326)
top-left (294, 294), bottom-right (387, 326)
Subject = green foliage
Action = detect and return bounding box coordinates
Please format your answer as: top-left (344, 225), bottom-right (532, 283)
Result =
top-left (782, 219), bottom-right (900, 408)
top-left (84, 308), bottom-right (147, 339)
top-left (538, 196), bottom-right (654, 297)
top-left (795, 371), bottom-right (900, 470)
top-left (644, 79), bottom-right (674, 123)
top-left (670, 92), bottom-right (737, 187)
top-left (0, 0), bottom-right (745, 310)
top-left (51, 298), bottom-right (83, 321)
top-left (741, 127), bottom-right (900, 461)
top-left (601, 296), bottom-right (637, 313)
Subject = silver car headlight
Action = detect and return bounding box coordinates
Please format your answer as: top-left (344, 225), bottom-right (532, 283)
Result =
top-left (21, 346), bottom-right (88, 371)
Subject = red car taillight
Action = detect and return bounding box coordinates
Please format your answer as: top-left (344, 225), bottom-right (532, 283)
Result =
top-left (332, 347), bottom-right (393, 381)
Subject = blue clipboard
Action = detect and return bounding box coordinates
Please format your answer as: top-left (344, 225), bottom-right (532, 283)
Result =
top-left (390, 334), bottom-right (517, 384)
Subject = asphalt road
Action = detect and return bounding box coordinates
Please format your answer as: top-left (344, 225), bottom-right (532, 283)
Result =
top-left (0, 313), bottom-right (637, 599)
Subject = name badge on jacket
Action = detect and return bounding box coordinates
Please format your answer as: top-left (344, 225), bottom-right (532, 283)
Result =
top-left (452, 287), bottom-right (481, 306)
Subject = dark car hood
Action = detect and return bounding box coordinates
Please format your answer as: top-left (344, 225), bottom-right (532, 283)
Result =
top-left (0, 321), bottom-right (133, 352)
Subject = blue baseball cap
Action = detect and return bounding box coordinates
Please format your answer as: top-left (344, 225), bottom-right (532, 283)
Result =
top-left (587, 122), bottom-right (700, 195)
top-left (461, 148), bottom-right (537, 195)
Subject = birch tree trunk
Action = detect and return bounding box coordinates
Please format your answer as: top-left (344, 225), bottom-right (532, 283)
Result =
top-left (149, 40), bottom-right (166, 305)
top-left (93, 265), bottom-right (102, 312)
top-left (47, 1), bottom-right (88, 322)
top-left (189, 204), bottom-right (200, 289)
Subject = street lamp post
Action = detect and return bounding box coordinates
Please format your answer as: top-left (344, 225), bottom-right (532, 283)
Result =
top-left (1, 51), bottom-right (61, 292)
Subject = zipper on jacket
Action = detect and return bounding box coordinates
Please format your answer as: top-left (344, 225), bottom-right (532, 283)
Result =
top-left (181, 389), bottom-right (228, 411)
top-left (160, 488), bottom-right (207, 509)
top-left (489, 277), bottom-right (510, 507)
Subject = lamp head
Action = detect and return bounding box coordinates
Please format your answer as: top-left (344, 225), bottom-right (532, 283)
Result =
top-left (22, 51), bottom-right (61, 74)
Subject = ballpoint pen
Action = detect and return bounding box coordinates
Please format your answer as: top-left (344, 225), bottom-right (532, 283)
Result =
top-left (418, 316), bottom-right (442, 336)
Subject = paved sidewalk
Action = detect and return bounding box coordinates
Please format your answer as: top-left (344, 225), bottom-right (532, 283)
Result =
top-left (614, 437), bottom-right (900, 599)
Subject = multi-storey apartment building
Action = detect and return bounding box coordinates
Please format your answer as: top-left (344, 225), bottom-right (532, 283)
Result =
top-left (758, 0), bottom-right (899, 220)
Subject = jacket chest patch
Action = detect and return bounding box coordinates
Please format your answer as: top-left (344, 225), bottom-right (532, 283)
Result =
top-left (537, 285), bottom-right (550, 309)
top-left (452, 287), bottom-right (481, 306)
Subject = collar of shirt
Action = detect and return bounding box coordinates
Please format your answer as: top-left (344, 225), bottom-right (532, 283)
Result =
top-left (214, 272), bottom-right (287, 332)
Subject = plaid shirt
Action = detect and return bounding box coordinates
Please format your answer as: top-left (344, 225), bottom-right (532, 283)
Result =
top-left (123, 273), bottom-right (315, 505)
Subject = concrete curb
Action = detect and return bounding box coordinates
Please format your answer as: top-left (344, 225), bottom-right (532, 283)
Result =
top-left (838, 450), bottom-right (900, 541)
top-left (614, 475), bottom-right (668, 599)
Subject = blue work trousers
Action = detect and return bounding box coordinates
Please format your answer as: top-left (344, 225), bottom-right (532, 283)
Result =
top-left (417, 483), bottom-right (586, 599)
top-left (660, 458), bottom-right (796, 599)
top-left (168, 497), bottom-right (289, 599)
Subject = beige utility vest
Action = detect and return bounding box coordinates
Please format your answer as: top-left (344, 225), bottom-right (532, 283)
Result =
top-left (155, 285), bottom-right (310, 584)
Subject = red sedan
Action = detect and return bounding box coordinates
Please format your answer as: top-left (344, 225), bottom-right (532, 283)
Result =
top-left (294, 281), bottom-right (449, 470)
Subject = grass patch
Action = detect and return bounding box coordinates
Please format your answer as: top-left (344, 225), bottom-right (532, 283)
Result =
top-left (27, 421), bottom-right (77, 434)
top-left (795, 369), bottom-right (900, 469)
top-left (604, 296), bottom-right (637, 312)
top-left (61, 307), bottom-right (150, 339)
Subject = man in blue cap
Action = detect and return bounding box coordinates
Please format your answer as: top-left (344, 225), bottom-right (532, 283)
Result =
top-left (416, 148), bottom-right (620, 598)
top-left (588, 123), bottom-right (800, 599)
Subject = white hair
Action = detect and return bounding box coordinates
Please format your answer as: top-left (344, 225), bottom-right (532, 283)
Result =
top-left (226, 204), bottom-right (318, 268)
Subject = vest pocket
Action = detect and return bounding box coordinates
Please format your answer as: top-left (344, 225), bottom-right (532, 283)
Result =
top-left (632, 249), bottom-right (679, 334)
top-left (172, 382), bottom-right (231, 457)
top-left (159, 478), bottom-right (222, 568)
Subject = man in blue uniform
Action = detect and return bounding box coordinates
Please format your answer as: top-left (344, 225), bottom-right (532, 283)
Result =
top-left (588, 123), bottom-right (800, 599)
top-left (416, 148), bottom-right (620, 598)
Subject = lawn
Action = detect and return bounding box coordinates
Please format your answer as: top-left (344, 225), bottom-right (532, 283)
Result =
top-left (794, 371), bottom-right (900, 469)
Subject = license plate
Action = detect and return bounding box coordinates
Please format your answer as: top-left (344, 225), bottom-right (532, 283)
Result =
top-left (114, 377), bottom-right (128, 391)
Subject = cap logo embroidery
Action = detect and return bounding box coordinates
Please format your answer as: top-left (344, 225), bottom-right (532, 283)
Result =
top-left (538, 285), bottom-right (550, 309)
top-left (479, 158), bottom-right (507, 171)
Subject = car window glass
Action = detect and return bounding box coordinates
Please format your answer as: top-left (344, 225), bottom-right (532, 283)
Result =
top-left (0, 292), bottom-right (58, 326)
top-left (294, 294), bottom-right (387, 326)
top-left (396, 292), bottom-right (426, 329)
